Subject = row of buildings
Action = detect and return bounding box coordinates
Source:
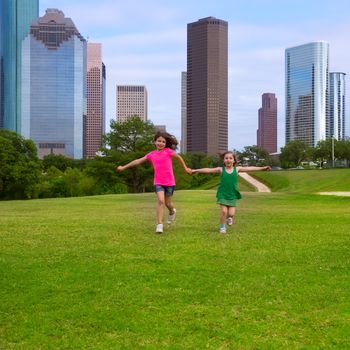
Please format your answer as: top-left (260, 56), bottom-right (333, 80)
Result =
top-left (0, 3), bottom-right (347, 159)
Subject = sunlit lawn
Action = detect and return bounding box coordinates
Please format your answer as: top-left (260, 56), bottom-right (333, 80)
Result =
top-left (1, 187), bottom-right (350, 349)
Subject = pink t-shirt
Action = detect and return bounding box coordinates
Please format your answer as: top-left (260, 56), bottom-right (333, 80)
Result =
top-left (146, 148), bottom-right (176, 186)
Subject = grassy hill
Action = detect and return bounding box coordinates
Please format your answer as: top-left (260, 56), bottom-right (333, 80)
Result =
top-left (194, 168), bottom-right (350, 194)
top-left (1, 182), bottom-right (350, 348)
top-left (251, 168), bottom-right (350, 193)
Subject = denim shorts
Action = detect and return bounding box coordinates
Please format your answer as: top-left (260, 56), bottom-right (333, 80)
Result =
top-left (154, 184), bottom-right (175, 197)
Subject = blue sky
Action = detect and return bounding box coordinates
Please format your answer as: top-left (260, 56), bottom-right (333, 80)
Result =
top-left (40, 0), bottom-right (350, 151)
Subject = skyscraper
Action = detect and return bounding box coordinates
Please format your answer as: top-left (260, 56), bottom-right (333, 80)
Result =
top-left (329, 72), bottom-right (346, 140)
top-left (84, 43), bottom-right (106, 158)
top-left (0, 0), bottom-right (39, 132)
top-left (257, 93), bottom-right (277, 153)
top-left (181, 71), bottom-right (187, 153)
top-left (21, 9), bottom-right (86, 159)
top-left (186, 17), bottom-right (228, 154)
top-left (285, 41), bottom-right (329, 147)
top-left (116, 85), bottom-right (148, 123)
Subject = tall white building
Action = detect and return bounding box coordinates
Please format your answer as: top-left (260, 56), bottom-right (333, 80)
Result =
top-left (329, 72), bottom-right (346, 140)
top-left (285, 41), bottom-right (329, 147)
top-left (85, 43), bottom-right (106, 158)
top-left (116, 85), bottom-right (147, 123)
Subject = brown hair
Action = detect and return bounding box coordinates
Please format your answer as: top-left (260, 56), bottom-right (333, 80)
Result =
top-left (154, 131), bottom-right (178, 150)
top-left (220, 151), bottom-right (237, 164)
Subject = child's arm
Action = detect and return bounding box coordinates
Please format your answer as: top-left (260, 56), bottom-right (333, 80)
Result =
top-left (116, 156), bottom-right (148, 172)
top-left (192, 167), bottom-right (221, 174)
top-left (173, 153), bottom-right (192, 175)
top-left (237, 165), bottom-right (271, 173)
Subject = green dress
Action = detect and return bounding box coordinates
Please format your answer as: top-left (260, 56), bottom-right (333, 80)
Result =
top-left (216, 166), bottom-right (242, 207)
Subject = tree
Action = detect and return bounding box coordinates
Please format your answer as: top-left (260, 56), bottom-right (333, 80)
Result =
top-left (104, 116), bottom-right (156, 192)
top-left (105, 116), bottom-right (156, 153)
top-left (279, 140), bottom-right (309, 168)
top-left (236, 145), bottom-right (271, 166)
top-left (184, 152), bottom-right (220, 187)
top-left (311, 140), bottom-right (332, 167)
top-left (83, 157), bottom-right (127, 194)
top-left (0, 130), bottom-right (42, 199)
top-left (334, 140), bottom-right (350, 167)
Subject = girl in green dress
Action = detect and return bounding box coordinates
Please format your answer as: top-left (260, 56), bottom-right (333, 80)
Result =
top-left (192, 151), bottom-right (271, 234)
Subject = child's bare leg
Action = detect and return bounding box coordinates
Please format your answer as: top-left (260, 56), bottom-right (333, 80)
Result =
top-left (156, 191), bottom-right (165, 224)
top-left (220, 205), bottom-right (228, 224)
top-left (227, 206), bottom-right (236, 222)
top-left (165, 196), bottom-right (174, 214)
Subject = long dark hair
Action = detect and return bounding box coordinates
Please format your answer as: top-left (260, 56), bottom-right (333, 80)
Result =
top-left (154, 131), bottom-right (178, 150)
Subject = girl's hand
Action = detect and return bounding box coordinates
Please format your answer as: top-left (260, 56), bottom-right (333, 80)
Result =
top-left (186, 167), bottom-right (192, 175)
top-left (116, 166), bottom-right (124, 172)
top-left (265, 166), bottom-right (271, 171)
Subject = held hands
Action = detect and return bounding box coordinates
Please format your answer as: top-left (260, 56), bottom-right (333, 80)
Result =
top-left (185, 167), bottom-right (193, 175)
top-left (264, 166), bottom-right (272, 171)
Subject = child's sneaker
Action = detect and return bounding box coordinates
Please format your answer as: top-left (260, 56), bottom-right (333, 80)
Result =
top-left (156, 224), bottom-right (163, 233)
top-left (219, 227), bottom-right (227, 234)
top-left (167, 208), bottom-right (176, 224)
top-left (227, 217), bottom-right (233, 226)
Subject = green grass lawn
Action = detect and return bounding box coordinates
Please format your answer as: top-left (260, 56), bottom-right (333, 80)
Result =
top-left (1, 186), bottom-right (350, 348)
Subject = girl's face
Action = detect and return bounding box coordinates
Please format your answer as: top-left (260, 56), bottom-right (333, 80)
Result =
top-left (155, 136), bottom-right (166, 150)
top-left (223, 153), bottom-right (235, 167)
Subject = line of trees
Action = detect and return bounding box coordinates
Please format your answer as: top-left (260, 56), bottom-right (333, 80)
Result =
top-left (279, 139), bottom-right (350, 168)
top-left (2, 118), bottom-right (350, 200)
top-left (0, 118), bottom-right (221, 200)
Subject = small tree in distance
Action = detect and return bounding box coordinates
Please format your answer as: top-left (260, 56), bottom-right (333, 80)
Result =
top-left (104, 116), bottom-right (156, 192)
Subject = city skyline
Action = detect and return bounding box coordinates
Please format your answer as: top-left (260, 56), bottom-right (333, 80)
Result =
top-left (38, 0), bottom-right (350, 151)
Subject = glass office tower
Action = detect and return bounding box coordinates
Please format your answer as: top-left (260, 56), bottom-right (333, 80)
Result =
top-left (285, 41), bottom-right (329, 147)
top-left (21, 9), bottom-right (86, 159)
top-left (0, 0), bottom-right (39, 132)
top-left (329, 72), bottom-right (346, 140)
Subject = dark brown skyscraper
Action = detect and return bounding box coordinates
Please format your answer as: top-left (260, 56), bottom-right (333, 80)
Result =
top-left (186, 17), bottom-right (228, 154)
top-left (257, 93), bottom-right (277, 153)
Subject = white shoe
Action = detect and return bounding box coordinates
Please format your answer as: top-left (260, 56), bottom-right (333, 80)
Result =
top-left (156, 224), bottom-right (163, 233)
top-left (167, 208), bottom-right (176, 224)
top-left (227, 217), bottom-right (233, 226)
top-left (219, 227), bottom-right (227, 234)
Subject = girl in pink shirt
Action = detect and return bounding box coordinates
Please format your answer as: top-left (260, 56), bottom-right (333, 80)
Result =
top-left (117, 131), bottom-right (191, 233)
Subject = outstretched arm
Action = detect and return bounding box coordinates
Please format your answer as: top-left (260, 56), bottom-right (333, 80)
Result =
top-left (173, 153), bottom-right (192, 175)
top-left (116, 156), bottom-right (148, 172)
top-left (236, 165), bottom-right (271, 173)
top-left (192, 167), bottom-right (221, 175)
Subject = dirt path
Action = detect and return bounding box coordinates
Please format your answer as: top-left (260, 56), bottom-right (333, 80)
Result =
top-left (239, 172), bottom-right (271, 193)
top-left (318, 192), bottom-right (350, 197)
